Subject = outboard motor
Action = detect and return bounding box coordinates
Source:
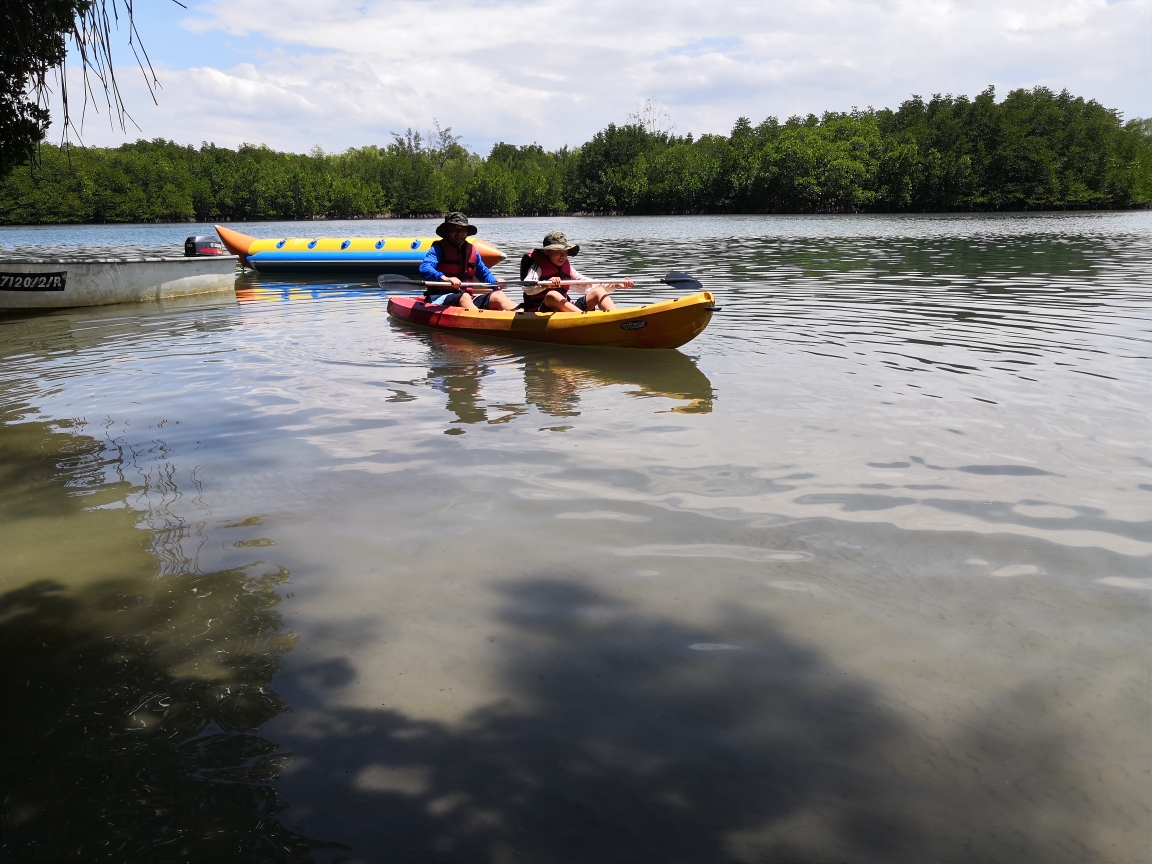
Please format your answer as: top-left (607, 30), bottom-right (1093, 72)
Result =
top-left (185, 235), bottom-right (226, 256)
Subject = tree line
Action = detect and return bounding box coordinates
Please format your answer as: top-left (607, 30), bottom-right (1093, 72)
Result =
top-left (2, 86), bottom-right (1150, 224)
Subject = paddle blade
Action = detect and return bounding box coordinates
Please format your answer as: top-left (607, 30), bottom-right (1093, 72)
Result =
top-left (662, 271), bottom-right (703, 290)
top-left (378, 274), bottom-right (425, 288)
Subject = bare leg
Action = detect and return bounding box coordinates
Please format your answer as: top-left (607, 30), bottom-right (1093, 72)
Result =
top-left (584, 286), bottom-right (616, 311)
top-left (457, 292), bottom-right (478, 311)
top-left (543, 290), bottom-right (582, 313)
top-left (485, 289), bottom-right (517, 311)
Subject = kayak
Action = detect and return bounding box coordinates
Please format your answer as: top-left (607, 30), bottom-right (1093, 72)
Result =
top-left (386, 291), bottom-right (718, 349)
top-left (214, 225), bottom-right (506, 276)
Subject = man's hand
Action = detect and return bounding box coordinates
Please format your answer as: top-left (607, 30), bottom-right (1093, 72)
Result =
top-left (447, 276), bottom-right (462, 288)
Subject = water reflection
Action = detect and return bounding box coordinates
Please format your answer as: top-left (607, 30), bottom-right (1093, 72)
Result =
top-left (0, 411), bottom-right (333, 860)
top-left (234, 272), bottom-right (380, 304)
top-left (424, 336), bottom-right (502, 428)
top-left (524, 347), bottom-right (714, 418)
top-left (272, 571), bottom-right (1110, 863)
top-left (2, 214), bottom-right (1150, 862)
top-left (275, 579), bottom-right (912, 862)
top-left (415, 331), bottom-right (715, 428)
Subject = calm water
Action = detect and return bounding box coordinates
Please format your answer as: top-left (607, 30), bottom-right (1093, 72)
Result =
top-left (2, 214), bottom-right (1150, 863)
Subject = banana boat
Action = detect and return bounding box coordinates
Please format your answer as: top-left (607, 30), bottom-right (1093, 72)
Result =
top-left (214, 225), bottom-right (505, 276)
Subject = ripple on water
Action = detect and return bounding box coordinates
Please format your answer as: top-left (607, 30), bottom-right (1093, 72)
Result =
top-left (2, 213), bottom-right (1151, 861)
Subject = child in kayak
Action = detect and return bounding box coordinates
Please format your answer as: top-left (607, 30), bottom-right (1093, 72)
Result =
top-left (519, 231), bottom-right (632, 313)
top-left (420, 212), bottom-right (516, 311)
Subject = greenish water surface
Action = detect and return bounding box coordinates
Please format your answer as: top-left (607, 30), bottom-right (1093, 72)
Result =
top-left (2, 213), bottom-right (1150, 863)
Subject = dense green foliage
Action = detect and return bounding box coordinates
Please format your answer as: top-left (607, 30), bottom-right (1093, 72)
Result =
top-left (2, 0), bottom-right (159, 180)
top-left (1, 0), bottom-right (83, 177)
top-left (2, 86), bottom-right (1149, 223)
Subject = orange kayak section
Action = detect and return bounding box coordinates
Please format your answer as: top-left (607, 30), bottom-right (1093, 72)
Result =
top-left (387, 292), bottom-right (717, 349)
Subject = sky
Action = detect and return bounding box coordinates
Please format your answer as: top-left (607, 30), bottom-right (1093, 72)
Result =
top-left (51, 0), bottom-right (1152, 156)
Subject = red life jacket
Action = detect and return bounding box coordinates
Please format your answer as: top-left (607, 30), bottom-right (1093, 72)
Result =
top-left (431, 239), bottom-right (479, 286)
top-left (521, 250), bottom-right (574, 312)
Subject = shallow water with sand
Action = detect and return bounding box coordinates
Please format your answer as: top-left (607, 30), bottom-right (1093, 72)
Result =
top-left (2, 213), bottom-right (1150, 862)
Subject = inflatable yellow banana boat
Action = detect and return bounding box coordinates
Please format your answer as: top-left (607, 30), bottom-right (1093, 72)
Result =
top-left (215, 225), bottom-right (506, 276)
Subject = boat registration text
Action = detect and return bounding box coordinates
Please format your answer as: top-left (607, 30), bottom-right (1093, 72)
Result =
top-left (0, 273), bottom-right (67, 291)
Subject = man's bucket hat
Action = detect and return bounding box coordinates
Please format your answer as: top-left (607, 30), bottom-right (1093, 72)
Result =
top-left (535, 230), bottom-right (580, 256)
top-left (435, 211), bottom-right (478, 238)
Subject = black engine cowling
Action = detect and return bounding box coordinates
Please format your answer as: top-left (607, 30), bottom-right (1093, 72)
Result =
top-left (184, 236), bottom-right (226, 256)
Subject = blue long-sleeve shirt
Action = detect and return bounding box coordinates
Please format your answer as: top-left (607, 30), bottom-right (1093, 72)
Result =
top-left (419, 242), bottom-right (498, 284)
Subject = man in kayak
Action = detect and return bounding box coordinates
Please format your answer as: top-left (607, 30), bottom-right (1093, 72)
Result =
top-left (519, 231), bottom-right (632, 313)
top-left (420, 212), bottom-right (516, 311)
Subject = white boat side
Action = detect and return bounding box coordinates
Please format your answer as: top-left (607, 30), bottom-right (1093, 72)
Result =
top-left (0, 256), bottom-right (238, 309)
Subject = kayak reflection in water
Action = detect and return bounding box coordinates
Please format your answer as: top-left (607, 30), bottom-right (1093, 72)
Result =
top-left (420, 333), bottom-right (715, 426)
top-left (427, 341), bottom-right (498, 426)
top-left (523, 349), bottom-right (714, 417)
top-left (519, 231), bottom-right (633, 314)
top-left (419, 212), bottom-right (517, 312)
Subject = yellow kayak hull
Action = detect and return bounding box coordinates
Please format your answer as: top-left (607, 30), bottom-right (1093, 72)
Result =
top-left (387, 292), bottom-right (717, 349)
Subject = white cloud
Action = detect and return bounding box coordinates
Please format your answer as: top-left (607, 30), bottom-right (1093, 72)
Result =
top-left (52, 0), bottom-right (1152, 154)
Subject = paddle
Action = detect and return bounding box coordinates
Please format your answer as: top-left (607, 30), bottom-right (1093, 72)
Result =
top-left (544, 272), bottom-right (703, 296)
top-left (376, 274), bottom-right (494, 294)
top-left (599, 271), bottom-right (703, 294)
top-left (378, 271), bottom-right (702, 296)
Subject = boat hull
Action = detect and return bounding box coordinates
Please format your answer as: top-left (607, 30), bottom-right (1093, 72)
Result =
top-left (387, 292), bottom-right (717, 349)
top-left (0, 256), bottom-right (238, 309)
top-left (215, 225), bottom-right (505, 276)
